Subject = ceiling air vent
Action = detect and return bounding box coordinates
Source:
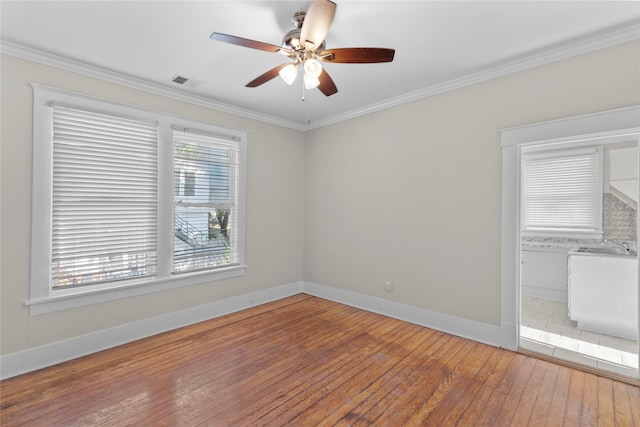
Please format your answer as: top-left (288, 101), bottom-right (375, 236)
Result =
top-left (172, 75), bottom-right (189, 85)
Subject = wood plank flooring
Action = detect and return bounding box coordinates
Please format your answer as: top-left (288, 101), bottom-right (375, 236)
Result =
top-left (1, 294), bottom-right (639, 426)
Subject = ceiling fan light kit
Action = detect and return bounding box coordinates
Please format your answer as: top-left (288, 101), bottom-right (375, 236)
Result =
top-left (304, 58), bottom-right (322, 78)
top-left (210, 0), bottom-right (395, 97)
top-left (304, 72), bottom-right (320, 90)
top-left (278, 63), bottom-right (298, 85)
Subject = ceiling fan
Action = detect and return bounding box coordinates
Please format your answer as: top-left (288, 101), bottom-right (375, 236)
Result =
top-left (210, 0), bottom-right (395, 97)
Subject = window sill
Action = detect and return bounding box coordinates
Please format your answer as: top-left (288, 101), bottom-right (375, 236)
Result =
top-left (25, 265), bottom-right (247, 315)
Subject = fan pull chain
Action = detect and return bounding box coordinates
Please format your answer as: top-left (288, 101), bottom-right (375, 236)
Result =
top-left (301, 80), bottom-right (312, 125)
top-left (301, 78), bottom-right (306, 102)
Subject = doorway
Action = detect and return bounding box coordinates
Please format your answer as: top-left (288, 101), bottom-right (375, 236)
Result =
top-left (500, 107), bottom-right (640, 380)
top-left (518, 141), bottom-right (638, 378)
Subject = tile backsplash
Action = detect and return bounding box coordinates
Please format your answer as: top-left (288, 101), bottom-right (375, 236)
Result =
top-left (603, 192), bottom-right (637, 241)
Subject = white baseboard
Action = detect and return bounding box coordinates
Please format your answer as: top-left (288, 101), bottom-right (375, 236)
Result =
top-left (0, 282), bottom-right (303, 380)
top-left (522, 285), bottom-right (568, 303)
top-left (2, 280), bottom-right (510, 380)
top-left (301, 281), bottom-right (504, 348)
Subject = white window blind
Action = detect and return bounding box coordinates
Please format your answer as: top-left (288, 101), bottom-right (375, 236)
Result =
top-left (521, 147), bottom-right (603, 235)
top-left (51, 105), bottom-right (159, 289)
top-left (173, 130), bottom-right (240, 274)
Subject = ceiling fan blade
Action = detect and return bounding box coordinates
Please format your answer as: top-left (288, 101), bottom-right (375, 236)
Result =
top-left (210, 32), bottom-right (283, 54)
top-left (322, 48), bottom-right (395, 63)
top-left (317, 69), bottom-right (338, 96)
top-left (300, 0), bottom-right (336, 50)
top-left (246, 63), bottom-right (289, 88)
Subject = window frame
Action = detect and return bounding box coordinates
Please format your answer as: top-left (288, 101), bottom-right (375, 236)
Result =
top-left (29, 85), bottom-right (247, 315)
top-left (172, 130), bottom-right (241, 275)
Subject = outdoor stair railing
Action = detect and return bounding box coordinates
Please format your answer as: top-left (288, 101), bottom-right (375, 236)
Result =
top-left (175, 215), bottom-right (208, 247)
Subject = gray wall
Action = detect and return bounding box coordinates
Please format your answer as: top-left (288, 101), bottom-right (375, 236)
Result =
top-left (303, 40), bottom-right (640, 326)
top-left (1, 55), bottom-right (306, 354)
top-left (2, 39), bottom-right (639, 356)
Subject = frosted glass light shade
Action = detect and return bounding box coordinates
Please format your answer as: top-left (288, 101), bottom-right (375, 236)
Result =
top-left (303, 58), bottom-right (322, 78)
top-left (304, 73), bottom-right (320, 89)
top-left (279, 64), bottom-right (298, 85)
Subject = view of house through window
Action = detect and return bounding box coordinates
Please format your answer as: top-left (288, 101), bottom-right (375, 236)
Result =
top-left (173, 131), bottom-right (239, 274)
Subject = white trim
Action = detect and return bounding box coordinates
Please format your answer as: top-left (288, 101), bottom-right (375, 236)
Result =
top-left (307, 22), bottom-right (640, 130)
top-left (26, 265), bottom-right (248, 315)
top-left (29, 85), bottom-right (249, 315)
top-left (1, 42), bottom-right (306, 132)
top-left (1, 282), bottom-right (303, 380)
top-left (501, 142), bottom-right (521, 351)
top-left (521, 286), bottom-right (568, 304)
top-left (500, 107), bottom-right (640, 359)
top-left (3, 20), bottom-right (638, 131)
top-left (500, 106), bottom-right (640, 147)
top-left (31, 83), bottom-right (251, 138)
top-left (301, 281), bottom-right (503, 348)
top-left (2, 281), bottom-right (510, 380)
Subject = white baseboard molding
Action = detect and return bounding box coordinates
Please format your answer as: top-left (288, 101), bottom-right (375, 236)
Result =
top-left (2, 281), bottom-right (511, 380)
top-left (0, 282), bottom-right (303, 380)
top-left (301, 281), bottom-right (504, 348)
top-left (522, 286), bottom-right (568, 303)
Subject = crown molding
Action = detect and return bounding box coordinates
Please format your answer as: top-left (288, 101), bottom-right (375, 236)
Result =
top-left (0, 41), bottom-right (307, 131)
top-left (307, 21), bottom-right (640, 130)
top-left (2, 19), bottom-right (639, 132)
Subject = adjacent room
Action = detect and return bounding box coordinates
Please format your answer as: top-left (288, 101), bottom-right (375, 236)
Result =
top-left (1, 1), bottom-right (639, 425)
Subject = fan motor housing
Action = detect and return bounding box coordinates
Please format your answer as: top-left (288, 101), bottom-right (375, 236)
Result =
top-left (292, 11), bottom-right (306, 28)
top-left (282, 29), bottom-right (326, 52)
top-left (282, 11), bottom-right (325, 52)
top-left (282, 28), bottom-right (302, 50)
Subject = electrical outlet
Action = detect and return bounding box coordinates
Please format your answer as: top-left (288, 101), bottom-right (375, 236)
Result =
top-left (384, 281), bottom-right (393, 292)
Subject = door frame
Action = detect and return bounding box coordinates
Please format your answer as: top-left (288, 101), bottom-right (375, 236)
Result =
top-left (499, 106), bottom-right (640, 378)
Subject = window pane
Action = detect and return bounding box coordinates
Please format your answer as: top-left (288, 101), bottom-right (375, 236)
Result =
top-left (174, 139), bottom-right (231, 203)
top-left (173, 131), bottom-right (239, 274)
top-left (174, 207), bottom-right (234, 273)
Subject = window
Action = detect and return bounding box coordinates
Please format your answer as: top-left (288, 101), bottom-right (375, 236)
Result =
top-left (50, 106), bottom-right (158, 289)
top-left (30, 85), bottom-right (246, 314)
top-left (173, 131), bottom-right (240, 274)
top-left (521, 146), bottom-right (604, 237)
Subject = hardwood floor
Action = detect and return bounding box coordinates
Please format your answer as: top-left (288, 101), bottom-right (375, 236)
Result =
top-left (1, 294), bottom-right (639, 426)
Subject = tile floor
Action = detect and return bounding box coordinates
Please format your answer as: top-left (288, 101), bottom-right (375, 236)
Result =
top-left (520, 295), bottom-right (639, 378)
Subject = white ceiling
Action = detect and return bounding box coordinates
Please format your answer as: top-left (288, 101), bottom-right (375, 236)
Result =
top-left (2, 1), bottom-right (639, 129)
